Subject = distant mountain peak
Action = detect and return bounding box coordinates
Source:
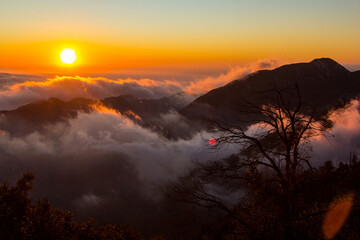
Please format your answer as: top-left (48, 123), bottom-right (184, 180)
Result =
top-left (311, 57), bottom-right (337, 64)
top-left (310, 58), bottom-right (349, 75)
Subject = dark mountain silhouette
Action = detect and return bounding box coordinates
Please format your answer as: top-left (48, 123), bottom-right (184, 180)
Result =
top-left (102, 91), bottom-right (196, 120)
top-left (1, 58), bottom-right (359, 137)
top-left (180, 58), bottom-right (360, 124)
top-left (0, 97), bottom-right (96, 136)
top-left (0, 92), bottom-right (196, 136)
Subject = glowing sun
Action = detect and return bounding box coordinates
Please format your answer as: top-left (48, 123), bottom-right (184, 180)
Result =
top-left (60, 48), bottom-right (77, 64)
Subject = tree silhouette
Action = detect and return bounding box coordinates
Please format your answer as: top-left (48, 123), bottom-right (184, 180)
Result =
top-left (0, 172), bottom-right (164, 240)
top-left (171, 84), bottom-right (334, 239)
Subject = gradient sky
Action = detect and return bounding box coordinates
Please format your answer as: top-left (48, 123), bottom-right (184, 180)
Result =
top-left (0, 0), bottom-right (359, 74)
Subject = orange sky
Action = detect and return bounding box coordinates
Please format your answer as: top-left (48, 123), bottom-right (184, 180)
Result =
top-left (1, 39), bottom-right (358, 76)
top-left (1, 0), bottom-right (359, 75)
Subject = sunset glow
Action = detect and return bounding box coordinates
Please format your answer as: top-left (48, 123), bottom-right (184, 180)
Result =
top-left (0, 0), bottom-right (359, 74)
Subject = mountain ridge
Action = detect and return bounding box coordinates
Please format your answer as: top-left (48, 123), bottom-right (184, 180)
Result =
top-left (0, 92), bottom-right (197, 137)
top-left (1, 58), bottom-right (359, 138)
top-left (180, 58), bottom-right (360, 123)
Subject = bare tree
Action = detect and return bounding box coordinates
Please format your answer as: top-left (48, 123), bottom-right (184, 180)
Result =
top-left (171, 84), bottom-right (334, 239)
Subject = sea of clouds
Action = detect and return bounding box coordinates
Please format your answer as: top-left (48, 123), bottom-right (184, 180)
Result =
top-left (0, 59), bottom-right (279, 110)
top-left (1, 62), bottom-right (282, 233)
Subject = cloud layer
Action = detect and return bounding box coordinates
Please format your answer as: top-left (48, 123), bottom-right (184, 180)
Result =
top-left (0, 76), bottom-right (184, 110)
top-left (0, 104), bottom-right (234, 233)
top-left (311, 100), bottom-right (360, 166)
top-left (184, 59), bottom-right (279, 94)
top-left (1, 99), bottom-right (358, 231)
top-left (0, 59), bottom-right (279, 110)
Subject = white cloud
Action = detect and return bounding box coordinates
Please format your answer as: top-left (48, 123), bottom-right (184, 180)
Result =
top-left (311, 100), bottom-right (360, 166)
top-left (0, 59), bottom-right (280, 110)
top-left (185, 59), bottom-right (279, 94)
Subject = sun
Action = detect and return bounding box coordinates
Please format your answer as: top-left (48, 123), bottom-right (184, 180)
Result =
top-left (60, 48), bottom-right (77, 64)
